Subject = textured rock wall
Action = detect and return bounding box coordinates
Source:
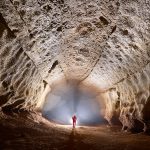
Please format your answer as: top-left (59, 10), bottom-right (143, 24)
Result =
top-left (116, 63), bottom-right (150, 131)
top-left (0, 13), bottom-right (44, 112)
top-left (99, 88), bottom-right (120, 125)
top-left (102, 63), bottom-right (150, 131)
top-left (0, 0), bottom-right (150, 131)
top-left (84, 0), bottom-right (150, 90)
top-left (0, 0), bottom-right (64, 81)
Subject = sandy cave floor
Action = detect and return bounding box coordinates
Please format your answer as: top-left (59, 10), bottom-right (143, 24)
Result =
top-left (0, 113), bottom-right (150, 150)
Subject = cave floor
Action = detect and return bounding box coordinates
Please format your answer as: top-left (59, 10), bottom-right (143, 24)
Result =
top-left (0, 113), bottom-right (150, 150)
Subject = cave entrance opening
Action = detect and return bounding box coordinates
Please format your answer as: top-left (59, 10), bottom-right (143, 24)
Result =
top-left (42, 82), bottom-right (106, 126)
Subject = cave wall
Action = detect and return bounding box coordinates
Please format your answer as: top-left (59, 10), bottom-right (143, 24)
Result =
top-left (102, 63), bottom-right (150, 131)
top-left (83, 0), bottom-right (150, 90)
top-left (0, 13), bottom-right (44, 112)
top-left (116, 63), bottom-right (150, 131)
top-left (0, 0), bottom-right (150, 131)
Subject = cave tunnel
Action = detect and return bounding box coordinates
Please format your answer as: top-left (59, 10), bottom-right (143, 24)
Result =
top-left (42, 81), bottom-right (107, 126)
top-left (0, 0), bottom-right (150, 150)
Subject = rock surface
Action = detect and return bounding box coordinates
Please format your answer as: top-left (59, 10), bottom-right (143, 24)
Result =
top-left (0, 0), bottom-right (150, 131)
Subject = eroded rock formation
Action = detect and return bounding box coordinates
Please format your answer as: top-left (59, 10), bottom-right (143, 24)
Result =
top-left (0, 0), bottom-right (150, 132)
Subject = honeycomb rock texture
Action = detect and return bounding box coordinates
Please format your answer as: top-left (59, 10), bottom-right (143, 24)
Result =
top-left (0, 12), bottom-right (44, 111)
top-left (0, 0), bottom-right (150, 131)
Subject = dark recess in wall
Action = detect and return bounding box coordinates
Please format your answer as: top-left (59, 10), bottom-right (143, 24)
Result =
top-left (0, 13), bottom-right (16, 38)
top-left (48, 60), bottom-right (59, 73)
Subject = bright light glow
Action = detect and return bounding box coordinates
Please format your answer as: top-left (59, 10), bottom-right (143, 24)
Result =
top-left (69, 118), bottom-right (72, 124)
top-left (69, 117), bottom-right (79, 126)
top-left (42, 83), bottom-right (105, 126)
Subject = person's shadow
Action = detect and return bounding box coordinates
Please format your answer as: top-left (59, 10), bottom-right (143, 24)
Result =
top-left (65, 128), bottom-right (76, 150)
top-left (63, 127), bottom-right (92, 150)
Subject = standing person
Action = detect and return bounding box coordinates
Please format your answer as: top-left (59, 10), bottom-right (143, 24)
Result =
top-left (72, 115), bottom-right (77, 128)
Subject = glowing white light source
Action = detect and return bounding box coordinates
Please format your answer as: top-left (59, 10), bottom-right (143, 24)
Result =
top-left (42, 83), bottom-right (103, 126)
top-left (69, 118), bottom-right (72, 124)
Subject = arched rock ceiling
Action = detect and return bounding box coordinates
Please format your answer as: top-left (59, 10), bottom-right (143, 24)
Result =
top-left (0, 0), bottom-right (150, 130)
top-left (1, 0), bottom-right (149, 88)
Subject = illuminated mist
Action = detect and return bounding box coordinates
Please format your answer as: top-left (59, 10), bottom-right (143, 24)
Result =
top-left (42, 83), bottom-right (106, 125)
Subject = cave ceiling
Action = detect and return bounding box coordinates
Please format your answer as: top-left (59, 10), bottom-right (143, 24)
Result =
top-left (0, 0), bottom-right (150, 131)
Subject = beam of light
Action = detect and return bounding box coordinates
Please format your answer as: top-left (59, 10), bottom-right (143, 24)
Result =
top-left (42, 82), bottom-right (105, 126)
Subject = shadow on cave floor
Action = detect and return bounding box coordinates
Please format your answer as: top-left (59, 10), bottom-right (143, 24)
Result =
top-left (62, 128), bottom-right (94, 150)
top-left (0, 112), bottom-right (150, 150)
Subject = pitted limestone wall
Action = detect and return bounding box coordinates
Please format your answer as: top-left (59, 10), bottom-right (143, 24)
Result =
top-left (116, 63), bottom-right (150, 131)
top-left (0, 13), bottom-right (44, 112)
top-left (102, 63), bottom-right (150, 131)
top-left (0, 0), bottom-right (150, 131)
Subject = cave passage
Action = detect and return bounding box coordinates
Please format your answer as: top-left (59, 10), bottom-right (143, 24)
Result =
top-left (42, 83), bottom-right (106, 126)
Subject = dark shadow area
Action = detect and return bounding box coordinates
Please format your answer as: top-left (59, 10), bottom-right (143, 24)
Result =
top-left (48, 60), bottom-right (59, 73)
top-left (111, 111), bottom-right (122, 126)
top-left (129, 97), bottom-right (150, 134)
top-left (143, 96), bottom-right (150, 133)
top-left (63, 128), bottom-right (93, 150)
top-left (65, 129), bottom-right (75, 150)
top-left (130, 119), bottom-right (144, 133)
top-left (143, 96), bottom-right (150, 121)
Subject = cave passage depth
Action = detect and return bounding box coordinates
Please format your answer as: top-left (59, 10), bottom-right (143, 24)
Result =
top-left (42, 82), bottom-right (106, 126)
top-left (0, 0), bottom-right (150, 149)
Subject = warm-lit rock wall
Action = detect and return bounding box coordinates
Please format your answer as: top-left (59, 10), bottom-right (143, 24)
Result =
top-left (0, 0), bottom-right (150, 131)
top-left (0, 13), bottom-right (44, 112)
top-left (101, 63), bottom-right (150, 131)
top-left (116, 63), bottom-right (150, 131)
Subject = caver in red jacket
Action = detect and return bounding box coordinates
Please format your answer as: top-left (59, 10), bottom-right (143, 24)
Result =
top-left (72, 115), bottom-right (77, 128)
